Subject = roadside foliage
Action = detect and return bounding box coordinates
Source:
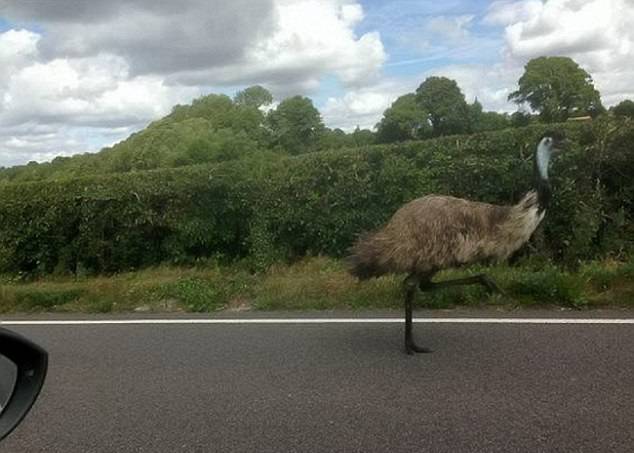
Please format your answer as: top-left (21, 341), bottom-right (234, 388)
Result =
top-left (0, 118), bottom-right (632, 276)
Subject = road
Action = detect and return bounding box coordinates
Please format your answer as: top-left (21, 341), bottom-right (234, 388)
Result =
top-left (1, 310), bottom-right (633, 452)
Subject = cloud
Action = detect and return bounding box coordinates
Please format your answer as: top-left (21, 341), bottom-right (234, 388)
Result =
top-left (321, 78), bottom-right (420, 131)
top-left (0, 29), bottom-right (39, 84)
top-left (492, 0), bottom-right (634, 105)
top-left (0, 123), bottom-right (110, 168)
top-left (320, 7), bottom-right (523, 131)
top-left (3, 0), bottom-right (633, 167)
top-left (322, 89), bottom-right (392, 131)
top-left (421, 0), bottom-right (634, 114)
top-left (0, 0), bottom-right (385, 165)
top-left (425, 63), bottom-right (521, 112)
top-left (0, 51), bottom-right (201, 128)
top-left (0, 30), bottom-right (202, 165)
top-left (483, 1), bottom-right (543, 26)
top-left (320, 60), bottom-right (523, 134)
top-left (2, 0), bottom-right (384, 90)
top-left (3, 0), bottom-right (277, 76)
top-left (170, 0), bottom-right (385, 91)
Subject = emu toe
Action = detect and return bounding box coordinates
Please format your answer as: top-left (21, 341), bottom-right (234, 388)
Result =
top-left (405, 341), bottom-right (433, 355)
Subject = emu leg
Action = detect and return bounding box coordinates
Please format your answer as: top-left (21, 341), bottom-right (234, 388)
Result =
top-left (420, 274), bottom-right (504, 295)
top-left (404, 274), bottom-right (433, 355)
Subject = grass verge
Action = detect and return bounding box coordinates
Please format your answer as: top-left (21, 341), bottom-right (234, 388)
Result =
top-left (1, 256), bottom-right (633, 314)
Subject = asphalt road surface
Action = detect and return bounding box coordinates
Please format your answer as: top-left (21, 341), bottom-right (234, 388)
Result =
top-left (1, 311), bottom-right (633, 452)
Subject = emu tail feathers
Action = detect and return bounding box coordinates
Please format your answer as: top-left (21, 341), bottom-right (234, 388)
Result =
top-left (346, 231), bottom-right (387, 280)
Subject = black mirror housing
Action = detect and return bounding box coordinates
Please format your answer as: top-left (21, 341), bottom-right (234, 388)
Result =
top-left (0, 328), bottom-right (48, 441)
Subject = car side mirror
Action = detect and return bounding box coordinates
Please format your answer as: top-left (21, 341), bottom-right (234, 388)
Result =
top-left (0, 328), bottom-right (48, 441)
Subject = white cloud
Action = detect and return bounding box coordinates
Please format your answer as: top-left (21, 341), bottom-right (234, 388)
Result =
top-left (0, 29), bottom-right (40, 85)
top-left (0, 124), bottom-right (94, 167)
top-left (322, 78), bottom-right (419, 131)
top-left (0, 30), bottom-right (202, 165)
top-left (0, 1), bottom-right (386, 165)
top-left (321, 62), bottom-right (522, 133)
top-left (4, 0), bottom-right (384, 90)
top-left (423, 0), bottom-right (634, 114)
top-left (250, 0), bottom-right (385, 87)
top-left (3, 0), bottom-right (277, 76)
top-left (323, 90), bottom-right (392, 131)
top-left (172, 0), bottom-right (385, 91)
top-left (3, 0), bottom-right (633, 167)
top-left (0, 51), bottom-right (201, 128)
top-left (483, 1), bottom-right (543, 26)
top-left (494, 0), bottom-right (634, 106)
top-left (420, 64), bottom-right (516, 112)
top-left (341, 3), bottom-right (364, 25)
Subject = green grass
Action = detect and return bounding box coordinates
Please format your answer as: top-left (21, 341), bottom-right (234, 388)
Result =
top-left (0, 256), bottom-right (632, 314)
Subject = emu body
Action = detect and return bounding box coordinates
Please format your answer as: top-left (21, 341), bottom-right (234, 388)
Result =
top-left (347, 133), bottom-right (568, 354)
top-left (348, 191), bottom-right (543, 279)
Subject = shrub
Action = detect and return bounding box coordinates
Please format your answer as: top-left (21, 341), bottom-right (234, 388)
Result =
top-left (0, 119), bottom-right (632, 276)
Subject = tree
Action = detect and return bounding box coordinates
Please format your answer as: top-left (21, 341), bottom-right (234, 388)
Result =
top-left (233, 85), bottom-right (273, 109)
top-left (319, 128), bottom-right (349, 149)
top-left (611, 99), bottom-right (634, 118)
top-left (266, 96), bottom-right (325, 154)
top-left (508, 56), bottom-right (604, 123)
top-left (178, 129), bottom-right (257, 166)
top-left (510, 111), bottom-right (532, 128)
top-left (318, 126), bottom-right (375, 149)
top-left (415, 77), bottom-right (471, 136)
top-left (350, 126), bottom-right (375, 146)
top-left (376, 94), bottom-right (431, 143)
top-left (469, 99), bottom-right (510, 132)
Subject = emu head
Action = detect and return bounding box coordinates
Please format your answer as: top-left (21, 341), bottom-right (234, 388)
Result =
top-left (539, 130), bottom-right (568, 154)
top-left (536, 131), bottom-right (569, 180)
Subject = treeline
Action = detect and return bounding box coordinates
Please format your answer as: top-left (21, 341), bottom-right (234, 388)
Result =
top-left (0, 88), bottom-right (374, 183)
top-left (1, 118), bottom-right (632, 277)
top-left (5, 55), bottom-right (633, 184)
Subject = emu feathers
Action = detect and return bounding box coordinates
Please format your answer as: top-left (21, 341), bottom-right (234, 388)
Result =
top-left (347, 191), bottom-right (544, 280)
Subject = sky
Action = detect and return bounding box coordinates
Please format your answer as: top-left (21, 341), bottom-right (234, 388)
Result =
top-left (0, 0), bottom-right (633, 167)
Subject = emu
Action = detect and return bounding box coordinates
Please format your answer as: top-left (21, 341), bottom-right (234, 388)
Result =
top-left (347, 132), bottom-right (568, 354)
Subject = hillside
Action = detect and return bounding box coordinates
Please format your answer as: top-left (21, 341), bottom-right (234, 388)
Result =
top-left (0, 94), bottom-right (272, 183)
top-left (0, 91), bottom-right (375, 184)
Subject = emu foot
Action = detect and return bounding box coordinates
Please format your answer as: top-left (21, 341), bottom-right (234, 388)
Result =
top-left (405, 340), bottom-right (433, 355)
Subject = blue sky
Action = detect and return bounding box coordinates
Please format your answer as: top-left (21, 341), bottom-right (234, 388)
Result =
top-left (310, 0), bottom-right (508, 113)
top-left (1, 0), bottom-right (633, 166)
top-left (359, 0), bottom-right (502, 68)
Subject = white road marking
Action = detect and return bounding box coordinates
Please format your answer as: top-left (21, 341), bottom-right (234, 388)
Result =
top-left (1, 318), bottom-right (633, 326)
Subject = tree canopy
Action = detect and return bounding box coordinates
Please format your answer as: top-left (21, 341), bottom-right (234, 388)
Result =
top-left (376, 93), bottom-right (431, 143)
top-left (469, 99), bottom-right (510, 133)
top-left (508, 56), bottom-right (604, 122)
top-left (415, 76), bottom-right (471, 136)
top-left (266, 95), bottom-right (325, 154)
top-left (233, 85), bottom-right (273, 109)
top-left (611, 99), bottom-right (634, 118)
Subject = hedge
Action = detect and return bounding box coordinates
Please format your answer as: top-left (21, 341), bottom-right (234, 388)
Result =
top-left (0, 118), bottom-right (632, 276)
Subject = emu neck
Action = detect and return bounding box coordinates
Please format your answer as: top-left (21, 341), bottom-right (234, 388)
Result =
top-left (533, 143), bottom-right (551, 212)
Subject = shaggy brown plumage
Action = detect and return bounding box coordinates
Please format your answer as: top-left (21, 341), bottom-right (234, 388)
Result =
top-left (347, 191), bottom-right (543, 279)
